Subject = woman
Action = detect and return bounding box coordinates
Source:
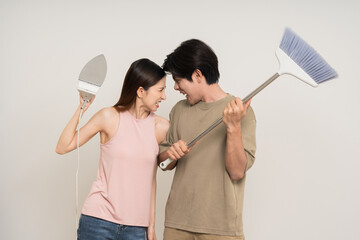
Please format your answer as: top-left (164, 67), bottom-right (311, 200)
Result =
top-left (56, 58), bottom-right (169, 240)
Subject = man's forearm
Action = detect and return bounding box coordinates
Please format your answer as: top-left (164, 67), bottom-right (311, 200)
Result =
top-left (158, 151), bottom-right (177, 170)
top-left (158, 150), bottom-right (169, 163)
top-left (225, 127), bottom-right (248, 181)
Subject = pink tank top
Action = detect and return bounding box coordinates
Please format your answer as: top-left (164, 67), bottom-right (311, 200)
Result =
top-left (82, 110), bottom-right (159, 226)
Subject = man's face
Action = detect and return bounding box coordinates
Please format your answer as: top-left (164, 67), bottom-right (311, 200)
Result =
top-left (173, 77), bottom-right (202, 104)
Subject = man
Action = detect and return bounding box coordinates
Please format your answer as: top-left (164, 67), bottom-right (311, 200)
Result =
top-left (159, 39), bottom-right (256, 240)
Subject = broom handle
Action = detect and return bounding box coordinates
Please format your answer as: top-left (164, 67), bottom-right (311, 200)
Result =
top-left (159, 72), bottom-right (280, 170)
top-left (188, 72), bottom-right (280, 146)
top-left (242, 72), bottom-right (280, 104)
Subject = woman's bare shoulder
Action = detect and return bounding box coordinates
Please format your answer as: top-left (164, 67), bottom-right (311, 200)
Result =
top-left (91, 107), bottom-right (119, 127)
top-left (93, 107), bottom-right (117, 119)
top-left (154, 115), bottom-right (169, 143)
top-left (154, 115), bottom-right (170, 130)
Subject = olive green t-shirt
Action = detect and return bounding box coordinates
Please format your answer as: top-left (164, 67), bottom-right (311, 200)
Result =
top-left (159, 94), bottom-right (256, 237)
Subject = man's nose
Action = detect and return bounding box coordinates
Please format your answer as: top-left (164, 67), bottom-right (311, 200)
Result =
top-left (174, 82), bottom-right (179, 90)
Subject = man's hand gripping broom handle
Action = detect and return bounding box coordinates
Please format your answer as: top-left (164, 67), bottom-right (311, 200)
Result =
top-left (159, 73), bottom-right (280, 170)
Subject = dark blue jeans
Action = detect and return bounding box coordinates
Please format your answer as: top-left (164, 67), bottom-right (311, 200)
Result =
top-left (77, 214), bottom-right (146, 240)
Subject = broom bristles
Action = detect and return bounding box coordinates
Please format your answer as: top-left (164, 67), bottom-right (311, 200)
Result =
top-left (280, 28), bottom-right (338, 84)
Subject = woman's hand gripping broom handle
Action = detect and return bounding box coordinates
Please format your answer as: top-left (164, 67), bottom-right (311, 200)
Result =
top-left (159, 73), bottom-right (280, 170)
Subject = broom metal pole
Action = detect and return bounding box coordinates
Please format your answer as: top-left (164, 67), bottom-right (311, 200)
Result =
top-left (160, 72), bottom-right (280, 170)
top-left (187, 72), bottom-right (280, 147)
top-left (242, 72), bottom-right (280, 103)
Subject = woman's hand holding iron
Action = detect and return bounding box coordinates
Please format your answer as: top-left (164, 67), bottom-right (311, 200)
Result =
top-left (79, 94), bottom-right (95, 113)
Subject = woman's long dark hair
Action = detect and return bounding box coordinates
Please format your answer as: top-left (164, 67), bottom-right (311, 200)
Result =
top-left (114, 58), bottom-right (165, 111)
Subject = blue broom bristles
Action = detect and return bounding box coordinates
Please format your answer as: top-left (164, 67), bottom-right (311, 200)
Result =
top-left (280, 28), bottom-right (338, 84)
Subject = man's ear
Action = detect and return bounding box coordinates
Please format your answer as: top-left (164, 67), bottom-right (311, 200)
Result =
top-left (137, 86), bottom-right (145, 98)
top-left (192, 69), bottom-right (204, 83)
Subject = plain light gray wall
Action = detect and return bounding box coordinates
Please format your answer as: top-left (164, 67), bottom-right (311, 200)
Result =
top-left (1, 0), bottom-right (359, 239)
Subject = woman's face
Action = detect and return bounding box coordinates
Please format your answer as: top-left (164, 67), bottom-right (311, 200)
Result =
top-left (141, 77), bottom-right (167, 112)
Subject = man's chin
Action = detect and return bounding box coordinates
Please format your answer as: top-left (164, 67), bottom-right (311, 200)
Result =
top-left (185, 96), bottom-right (192, 104)
top-left (186, 98), bottom-right (198, 105)
top-left (182, 94), bottom-right (196, 104)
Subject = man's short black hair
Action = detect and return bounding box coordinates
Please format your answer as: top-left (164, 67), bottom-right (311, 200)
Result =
top-left (163, 39), bottom-right (220, 85)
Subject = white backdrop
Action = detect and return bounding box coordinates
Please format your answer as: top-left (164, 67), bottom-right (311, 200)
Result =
top-left (1, 0), bottom-right (359, 239)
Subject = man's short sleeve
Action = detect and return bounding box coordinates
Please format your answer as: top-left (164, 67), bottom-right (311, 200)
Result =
top-left (242, 106), bottom-right (256, 171)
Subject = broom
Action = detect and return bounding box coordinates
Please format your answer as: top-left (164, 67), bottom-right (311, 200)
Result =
top-left (160, 28), bottom-right (338, 170)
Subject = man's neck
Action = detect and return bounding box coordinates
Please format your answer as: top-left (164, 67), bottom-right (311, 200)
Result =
top-left (201, 83), bottom-right (227, 103)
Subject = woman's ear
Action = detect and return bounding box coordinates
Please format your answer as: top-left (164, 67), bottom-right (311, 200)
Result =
top-left (137, 86), bottom-right (145, 98)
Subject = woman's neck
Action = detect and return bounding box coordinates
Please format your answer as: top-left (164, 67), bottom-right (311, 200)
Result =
top-left (127, 104), bottom-right (150, 119)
